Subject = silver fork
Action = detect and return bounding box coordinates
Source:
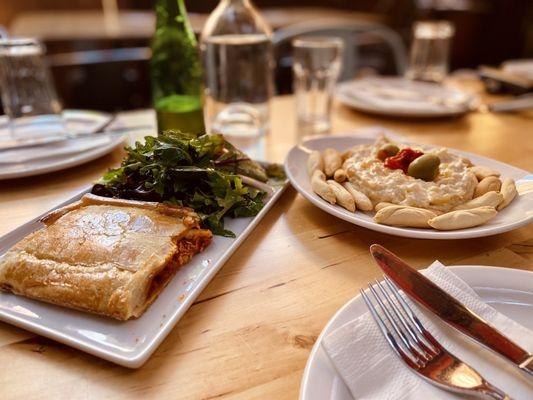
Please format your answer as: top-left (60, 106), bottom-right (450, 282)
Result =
top-left (360, 276), bottom-right (512, 400)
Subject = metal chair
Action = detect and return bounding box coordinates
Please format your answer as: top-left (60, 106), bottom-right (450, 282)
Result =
top-left (273, 19), bottom-right (408, 84)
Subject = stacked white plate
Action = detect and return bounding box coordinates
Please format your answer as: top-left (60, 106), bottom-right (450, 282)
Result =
top-left (0, 110), bottom-right (127, 180)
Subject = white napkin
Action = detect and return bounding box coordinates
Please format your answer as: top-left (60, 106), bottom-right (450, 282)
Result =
top-left (322, 262), bottom-right (533, 400)
top-left (340, 78), bottom-right (470, 114)
top-left (345, 87), bottom-right (448, 113)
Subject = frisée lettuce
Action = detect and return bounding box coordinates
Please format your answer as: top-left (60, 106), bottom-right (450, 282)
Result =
top-left (92, 130), bottom-right (284, 237)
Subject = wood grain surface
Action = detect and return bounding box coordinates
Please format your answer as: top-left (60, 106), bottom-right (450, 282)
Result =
top-left (0, 79), bottom-right (532, 400)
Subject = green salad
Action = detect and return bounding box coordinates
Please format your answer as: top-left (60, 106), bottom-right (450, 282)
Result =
top-left (92, 130), bottom-right (285, 237)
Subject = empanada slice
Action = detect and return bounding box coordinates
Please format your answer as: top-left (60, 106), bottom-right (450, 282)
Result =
top-left (0, 194), bottom-right (212, 320)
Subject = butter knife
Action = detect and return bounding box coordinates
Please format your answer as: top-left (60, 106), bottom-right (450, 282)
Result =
top-left (369, 244), bottom-right (533, 377)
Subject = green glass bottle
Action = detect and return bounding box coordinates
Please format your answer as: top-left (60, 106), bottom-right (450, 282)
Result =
top-left (150, 0), bottom-right (205, 133)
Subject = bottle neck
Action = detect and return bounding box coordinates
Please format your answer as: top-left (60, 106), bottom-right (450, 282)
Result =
top-left (155, 0), bottom-right (188, 25)
top-left (202, 0), bottom-right (271, 38)
top-left (155, 0), bottom-right (196, 42)
top-left (223, 0), bottom-right (251, 6)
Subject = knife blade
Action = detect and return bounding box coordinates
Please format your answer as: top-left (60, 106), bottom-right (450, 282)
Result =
top-left (369, 244), bottom-right (533, 377)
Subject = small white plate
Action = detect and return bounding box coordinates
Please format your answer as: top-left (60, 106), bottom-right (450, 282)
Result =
top-left (336, 77), bottom-right (476, 118)
top-left (284, 131), bottom-right (533, 239)
top-left (0, 181), bottom-right (287, 367)
top-left (300, 265), bottom-right (533, 400)
top-left (0, 110), bottom-right (125, 180)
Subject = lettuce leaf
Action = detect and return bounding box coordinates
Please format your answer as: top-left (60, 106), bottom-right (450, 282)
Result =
top-left (92, 130), bottom-right (279, 237)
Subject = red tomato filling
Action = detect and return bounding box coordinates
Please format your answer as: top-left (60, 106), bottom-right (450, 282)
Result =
top-left (384, 148), bottom-right (423, 173)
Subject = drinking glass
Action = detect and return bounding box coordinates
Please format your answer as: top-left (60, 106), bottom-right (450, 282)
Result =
top-left (0, 38), bottom-right (65, 142)
top-left (405, 21), bottom-right (455, 83)
top-left (293, 36), bottom-right (343, 137)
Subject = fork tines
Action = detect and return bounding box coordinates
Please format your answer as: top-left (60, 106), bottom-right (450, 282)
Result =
top-left (360, 276), bottom-right (440, 369)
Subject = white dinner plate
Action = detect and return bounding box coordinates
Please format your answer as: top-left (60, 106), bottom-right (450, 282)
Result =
top-left (300, 265), bottom-right (533, 400)
top-left (335, 77), bottom-right (476, 118)
top-left (0, 180), bottom-right (287, 368)
top-left (0, 110), bottom-right (125, 180)
top-left (284, 131), bottom-right (533, 239)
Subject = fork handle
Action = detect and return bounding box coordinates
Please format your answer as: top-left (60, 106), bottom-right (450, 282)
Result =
top-left (519, 354), bottom-right (533, 376)
top-left (480, 383), bottom-right (512, 400)
top-left (485, 395), bottom-right (511, 400)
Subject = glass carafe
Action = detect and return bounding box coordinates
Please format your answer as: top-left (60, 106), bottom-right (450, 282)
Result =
top-left (200, 0), bottom-right (274, 149)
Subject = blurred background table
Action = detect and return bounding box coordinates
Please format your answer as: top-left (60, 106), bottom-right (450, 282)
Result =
top-left (0, 79), bottom-right (532, 399)
top-left (2, 1), bottom-right (532, 111)
top-left (8, 9), bottom-right (385, 39)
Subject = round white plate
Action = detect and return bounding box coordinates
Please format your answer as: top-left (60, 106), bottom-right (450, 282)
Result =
top-left (0, 110), bottom-right (125, 180)
top-left (284, 133), bottom-right (533, 239)
top-left (300, 265), bottom-right (533, 400)
top-left (336, 77), bottom-right (476, 118)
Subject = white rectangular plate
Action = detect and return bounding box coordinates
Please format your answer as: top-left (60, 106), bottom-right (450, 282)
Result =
top-left (0, 181), bottom-right (287, 368)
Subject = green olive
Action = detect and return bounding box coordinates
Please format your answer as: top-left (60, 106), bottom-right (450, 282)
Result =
top-left (376, 144), bottom-right (400, 161)
top-left (407, 154), bottom-right (441, 181)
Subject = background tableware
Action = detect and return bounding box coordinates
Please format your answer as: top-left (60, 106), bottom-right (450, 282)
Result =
top-left (487, 94), bottom-right (533, 113)
top-left (301, 265), bottom-right (533, 400)
top-left (479, 66), bottom-right (533, 95)
top-left (335, 77), bottom-right (475, 118)
top-left (0, 38), bottom-right (65, 142)
top-left (502, 59), bottom-right (533, 82)
top-left (0, 134), bottom-right (122, 164)
top-left (284, 131), bottom-right (533, 239)
top-left (0, 176), bottom-right (287, 368)
top-left (0, 110), bottom-right (125, 180)
top-left (293, 36), bottom-right (343, 136)
top-left (0, 125), bottom-right (153, 153)
top-left (405, 21), bottom-right (454, 83)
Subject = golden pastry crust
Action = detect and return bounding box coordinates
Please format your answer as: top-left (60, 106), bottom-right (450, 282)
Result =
top-left (0, 194), bottom-right (212, 320)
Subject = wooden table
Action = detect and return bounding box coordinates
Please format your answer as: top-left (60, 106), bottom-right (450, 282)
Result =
top-left (1, 81), bottom-right (532, 399)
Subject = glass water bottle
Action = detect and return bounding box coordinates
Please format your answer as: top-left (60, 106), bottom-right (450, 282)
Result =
top-left (200, 0), bottom-right (274, 147)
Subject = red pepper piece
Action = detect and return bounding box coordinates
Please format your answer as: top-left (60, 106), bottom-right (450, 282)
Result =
top-left (384, 148), bottom-right (424, 173)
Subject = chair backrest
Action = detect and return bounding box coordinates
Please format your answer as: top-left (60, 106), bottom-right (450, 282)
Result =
top-left (273, 19), bottom-right (407, 82)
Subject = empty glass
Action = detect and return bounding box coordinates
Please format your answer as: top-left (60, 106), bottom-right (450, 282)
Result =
top-left (0, 38), bottom-right (64, 142)
top-left (405, 21), bottom-right (455, 83)
top-left (293, 37), bottom-right (343, 137)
